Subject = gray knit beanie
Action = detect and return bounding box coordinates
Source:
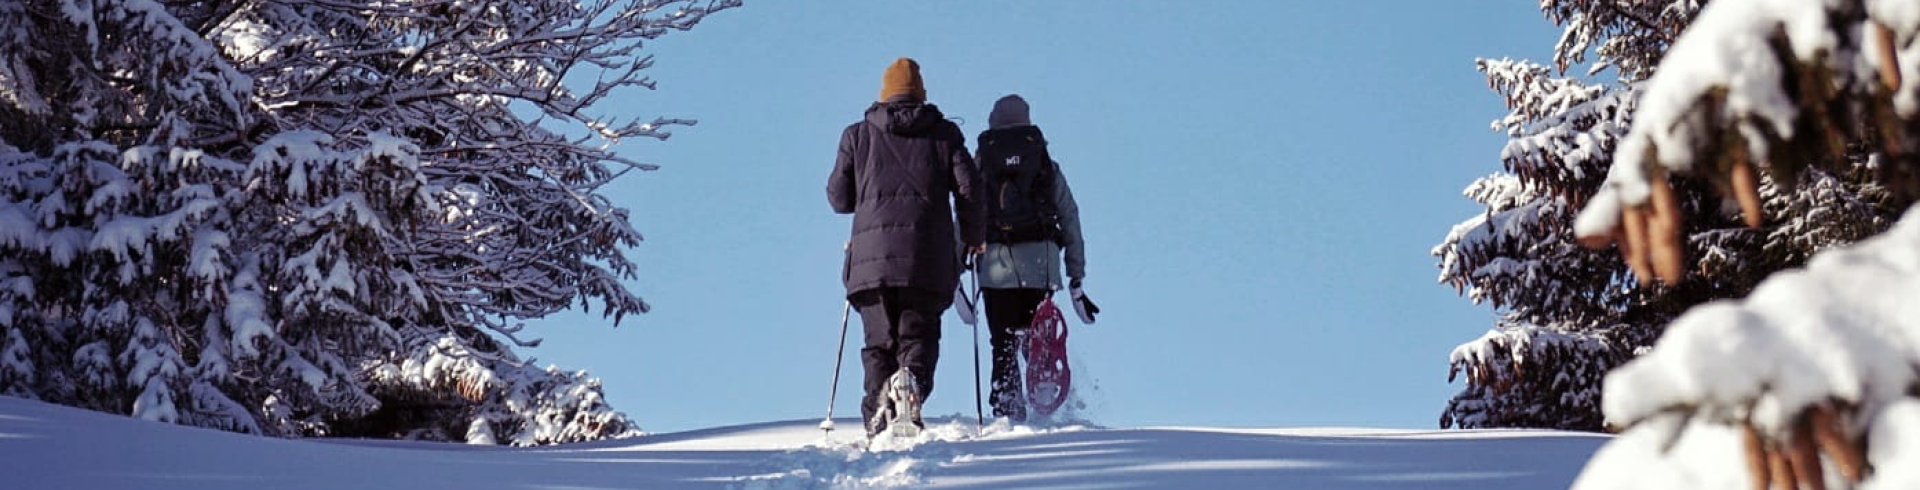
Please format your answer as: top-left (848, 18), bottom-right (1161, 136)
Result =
top-left (988, 94), bottom-right (1031, 129)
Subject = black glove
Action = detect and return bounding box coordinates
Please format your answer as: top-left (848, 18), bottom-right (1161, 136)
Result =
top-left (1070, 281), bottom-right (1098, 324)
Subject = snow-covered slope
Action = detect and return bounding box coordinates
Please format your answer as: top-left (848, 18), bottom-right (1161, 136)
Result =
top-left (0, 396), bottom-right (1607, 489)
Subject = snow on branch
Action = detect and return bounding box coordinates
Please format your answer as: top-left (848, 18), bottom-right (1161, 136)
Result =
top-left (1561, 2), bottom-right (1920, 487)
top-left (1573, 202), bottom-right (1920, 490)
top-left (1436, 0), bottom-right (1915, 436)
top-left (0, 0), bottom-right (727, 447)
top-left (1542, 0), bottom-right (1701, 78)
top-left (1443, 322), bottom-right (1626, 431)
top-left (1574, 0), bottom-right (1920, 286)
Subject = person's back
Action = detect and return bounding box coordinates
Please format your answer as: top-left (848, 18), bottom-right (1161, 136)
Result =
top-left (834, 97), bottom-right (972, 294)
top-left (972, 94), bottom-right (1090, 422)
top-left (826, 57), bottom-right (984, 439)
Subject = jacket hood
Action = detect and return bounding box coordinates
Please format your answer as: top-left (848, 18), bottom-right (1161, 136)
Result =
top-left (865, 101), bottom-right (947, 136)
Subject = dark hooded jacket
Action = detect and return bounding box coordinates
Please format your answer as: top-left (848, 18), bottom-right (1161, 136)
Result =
top-left (828, 102), bottom-right (985, 300)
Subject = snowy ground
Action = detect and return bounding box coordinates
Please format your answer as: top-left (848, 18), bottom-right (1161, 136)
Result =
top-left (0, 396), bottom-right (1607, 489)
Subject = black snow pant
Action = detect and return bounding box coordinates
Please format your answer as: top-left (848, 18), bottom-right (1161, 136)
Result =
top-left (853, 287), bottom-right (945, 431)
top-left (983, 287), bottom-right (1050, 422)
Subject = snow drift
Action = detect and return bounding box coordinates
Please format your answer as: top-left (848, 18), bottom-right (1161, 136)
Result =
top-left (0, 395), bottom-right (1607, 490)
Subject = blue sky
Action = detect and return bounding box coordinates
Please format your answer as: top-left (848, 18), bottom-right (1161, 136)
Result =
top-left (527, 2), bottom-right (1563, 432)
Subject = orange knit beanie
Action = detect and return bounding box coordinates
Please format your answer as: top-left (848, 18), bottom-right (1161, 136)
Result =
top-left (878, 57), bottom-right (926, 102)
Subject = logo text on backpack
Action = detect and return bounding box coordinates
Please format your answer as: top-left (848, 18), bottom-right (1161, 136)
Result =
top-left (1006, 155), bottom-right (1022, 166)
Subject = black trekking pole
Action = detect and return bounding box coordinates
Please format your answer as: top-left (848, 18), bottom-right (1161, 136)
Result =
top-left (822, 243), bottom-right (854, 436)
top-left (970, 255), bottom-right (986, 427)
top-left (821, 299), bottom-right (852, 436)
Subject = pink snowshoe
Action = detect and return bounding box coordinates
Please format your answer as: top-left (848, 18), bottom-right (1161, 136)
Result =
top-left (1024, 297), bottom-right (1071, 417)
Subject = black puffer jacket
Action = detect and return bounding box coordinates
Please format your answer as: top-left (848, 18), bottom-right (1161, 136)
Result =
top-left (828, 102), bottom-right (985, 300)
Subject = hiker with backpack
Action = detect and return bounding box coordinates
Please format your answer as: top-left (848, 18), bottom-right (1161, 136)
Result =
top-left (827, 58), bottom-right (987, 439)
top-left (971, 94), bottom-right (1096, 423)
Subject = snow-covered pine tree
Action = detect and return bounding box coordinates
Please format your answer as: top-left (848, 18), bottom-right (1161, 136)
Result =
top-left (0, 0), bottom-right (735, 445)
top-left (1567, 1), bottom-right (1920, 488)
top-left (1436, 0), bottom-right (1902, 431)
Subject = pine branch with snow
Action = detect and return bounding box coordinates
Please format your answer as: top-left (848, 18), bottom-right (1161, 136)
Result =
top-left (1443, 322), bottom-right (1627, 430)
top-left (1560, 1), bottom-right (1920, 488)
top-left (1437, 0), bottom-right (1902, 432)
top-left (1574, 0), bottom-right (1920, 285)
top-left (1574, 204), bottom-right (1920, 490)
top-left (0, 0), bottom-right (734, 445)
top-left (355, 332), bottom-right (639, 445)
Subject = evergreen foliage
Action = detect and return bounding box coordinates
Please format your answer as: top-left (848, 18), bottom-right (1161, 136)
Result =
top-left (1568, 1), bottom-right (1920, 487)
top-left (0, 0), bottom-right (736, 445)
top-left (1436, 0), bottom-right (1903, 431)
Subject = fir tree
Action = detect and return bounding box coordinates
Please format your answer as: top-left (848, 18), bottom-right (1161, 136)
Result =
top-left (1436, 0), bottom-right (1902, 431)
top-left (1567, 1), bottom-right (1920, 487)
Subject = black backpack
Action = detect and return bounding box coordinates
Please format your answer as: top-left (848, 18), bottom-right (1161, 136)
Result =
top-left (977, 127), bottom-right (1061, 244)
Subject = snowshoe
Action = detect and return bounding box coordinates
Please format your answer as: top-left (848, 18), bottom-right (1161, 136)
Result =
top-left (883, 368), bottom-right (923, 438)
top-left (1024, 297), bottom-right (1071, 417)
top-left (865, 405), bottom-right (891, 439)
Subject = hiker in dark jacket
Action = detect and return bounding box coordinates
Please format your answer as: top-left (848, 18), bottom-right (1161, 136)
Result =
top-left (973, 94), bottom-right (1089, 423)
top-left (827, 57), bottom-right (986, 437)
